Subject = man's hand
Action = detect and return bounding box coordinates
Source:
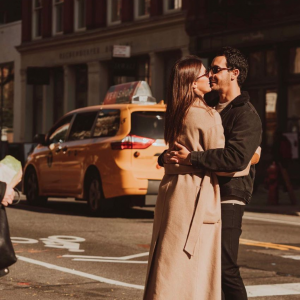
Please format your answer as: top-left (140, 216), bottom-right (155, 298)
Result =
top-left (169, 142), bottom-right (192, 165)
top-left (1, 184), bottom-right (14, 207)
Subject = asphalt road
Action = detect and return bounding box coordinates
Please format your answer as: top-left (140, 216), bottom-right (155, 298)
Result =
top-left (1, 197), bottom-right (300, 300)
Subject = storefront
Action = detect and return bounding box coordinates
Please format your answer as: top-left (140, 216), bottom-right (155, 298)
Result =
top-left (0, 21), bottom-right (21, 144)
top-left (17, 2), bottom-right (189, 143)
top-left (186, 0), bottom-right (300, 182)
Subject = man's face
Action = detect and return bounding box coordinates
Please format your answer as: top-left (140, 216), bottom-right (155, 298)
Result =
top-left (209, 56), bottom-right (232, 92)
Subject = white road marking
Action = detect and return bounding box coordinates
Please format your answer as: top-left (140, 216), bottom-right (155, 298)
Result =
top-left (16, 255), bottom-right (300, 296)
top-left (63, 252), bottom-right (149, 260)
top-left (244, 216), bottom-right (300, 227)
top-left (40, 236), bottom-right (85, 252)
top-left (282, 255), bottom-right (300, 260)
top-left (72, 259), bottom-right (147, 263)
top-left (11, 237), bottom-right (39, 244)
top-left (246, 283), bottom-right (300, 297)
top-left (17, 255), bottom-right (144, 290)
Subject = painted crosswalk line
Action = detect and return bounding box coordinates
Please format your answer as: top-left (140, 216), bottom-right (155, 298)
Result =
top-left (282, 255), bottom-right (300, 260)
top-left (18, 255), bottom-right (300, 298)
top-left (247, 283), bottom-right (300, 297)
top-left (17, 255), bottom-right (144, 290)
top-left (63, 252), bottom-right (149, 263)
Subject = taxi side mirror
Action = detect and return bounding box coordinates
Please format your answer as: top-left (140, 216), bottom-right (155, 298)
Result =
top-left (33, 133), bottom-right (47, 145)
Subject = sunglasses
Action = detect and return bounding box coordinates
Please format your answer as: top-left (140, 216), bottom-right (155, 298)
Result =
top-left (208, 66), bottom-right (233, 74)
top-left (196, 71), bottom-right (209, 80)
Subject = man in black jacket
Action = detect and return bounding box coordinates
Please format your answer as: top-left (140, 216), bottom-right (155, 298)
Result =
top-left (160, 47), bottom-right (262, 300)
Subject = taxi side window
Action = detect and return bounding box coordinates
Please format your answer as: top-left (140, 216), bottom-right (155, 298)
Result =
top-left (93, 109), bottom-right (120, 138)
top-left (68, 112), bottom-right (98, 141)
top-left (48, 115), bottom-right (73, 144)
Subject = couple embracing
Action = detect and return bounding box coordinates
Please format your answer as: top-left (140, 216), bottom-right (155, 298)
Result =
top-left (143, 47), bottom-right (262, 300)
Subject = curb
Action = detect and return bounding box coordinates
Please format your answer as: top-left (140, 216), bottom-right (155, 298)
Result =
top-left (245, 205), bottom-right (300, 216)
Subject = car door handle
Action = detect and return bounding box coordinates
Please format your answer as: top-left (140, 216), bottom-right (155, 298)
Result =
top-left (62, 146), bottom-right (68, 153)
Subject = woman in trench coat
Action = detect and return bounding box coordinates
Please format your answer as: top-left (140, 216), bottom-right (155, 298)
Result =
top-left (143, 56), bottom-right (247, 300)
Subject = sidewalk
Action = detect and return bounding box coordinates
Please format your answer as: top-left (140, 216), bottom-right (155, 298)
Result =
top-left (246, 184), bottom-right (300, 216)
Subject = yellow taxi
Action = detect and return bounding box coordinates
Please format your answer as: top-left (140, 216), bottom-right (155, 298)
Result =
top-left (23, 81), bottom-right (166, 214)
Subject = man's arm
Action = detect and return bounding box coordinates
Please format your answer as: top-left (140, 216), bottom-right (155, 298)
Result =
top-left (190, 111), bottom-right (262, 172)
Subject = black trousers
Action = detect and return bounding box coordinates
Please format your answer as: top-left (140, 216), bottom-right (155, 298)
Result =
top-left (221, 204), bottom-right (248, 300)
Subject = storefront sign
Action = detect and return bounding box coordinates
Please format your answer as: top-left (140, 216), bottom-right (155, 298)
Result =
top-left (59, 47), bottom-right (100, 60)
top-left (242, 31), bottom-right (264, 42)
top-left (112, 45), bottom-right (131, 58)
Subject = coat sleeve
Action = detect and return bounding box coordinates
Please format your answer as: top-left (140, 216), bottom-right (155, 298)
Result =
top-left (191, 110), bottom-right (262, 172)
top-left (157, 150), bottom-right (167, 167)
top-left (0, 181), bottom-right (7, 202)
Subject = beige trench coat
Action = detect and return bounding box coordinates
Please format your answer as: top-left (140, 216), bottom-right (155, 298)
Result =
top-left (143, 100), bottom-right (225, 300)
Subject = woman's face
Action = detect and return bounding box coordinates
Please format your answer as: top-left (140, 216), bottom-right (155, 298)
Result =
top-left (193, 65), bottom-right (211, 98)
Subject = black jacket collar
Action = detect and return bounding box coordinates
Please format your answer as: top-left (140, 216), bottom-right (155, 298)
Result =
top-left (230, 91), bottom-right (250, 107)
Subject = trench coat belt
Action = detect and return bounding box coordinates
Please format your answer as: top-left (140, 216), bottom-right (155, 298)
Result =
top-left (164, 166), bottom-right (220, 256)
top-left (163, 164), bottom-right (205, 176)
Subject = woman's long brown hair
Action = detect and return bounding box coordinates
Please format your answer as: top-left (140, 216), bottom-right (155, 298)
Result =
top-left (164, 56), bottom-right (203, 146)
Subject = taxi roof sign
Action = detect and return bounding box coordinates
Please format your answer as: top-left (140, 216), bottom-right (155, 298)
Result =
top-left (103, 81), bottom-right (156, 105)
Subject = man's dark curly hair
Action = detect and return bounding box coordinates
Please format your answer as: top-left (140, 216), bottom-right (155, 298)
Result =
top-left (216, 47), bottom-right (248, 87)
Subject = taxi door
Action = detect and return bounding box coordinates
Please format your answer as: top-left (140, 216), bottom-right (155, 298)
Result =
top-left (59, 111), bottom-right (98, 196)
top-left (38, 115), bottom-right (74, 194)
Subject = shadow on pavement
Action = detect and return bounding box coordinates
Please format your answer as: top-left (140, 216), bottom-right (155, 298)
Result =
top-left (246, 184), bottom-right (300, 216)
top-left (9, 198), bottom-right (155, 220)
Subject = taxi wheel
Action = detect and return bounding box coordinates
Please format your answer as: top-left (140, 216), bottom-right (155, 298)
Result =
top-left (87, 174), bottom-right (107, 215)
top-left (26, 169), bottom-right (48, 205)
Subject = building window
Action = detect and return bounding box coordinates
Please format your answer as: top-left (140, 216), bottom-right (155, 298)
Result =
top-left (32, 0), bottom-right (42, 38)
top-left (53, 0), bottom-right (64, 34)
top-left (248, 51), bottom-right (264, 79)
top-left (288, 85), bottom-right (300, 132)
top-left (0, 63), bottom-right (14, 142)
top-left (265, 50), bottom-right (278, 77)
top-left (134, 0), bottom-right (150, 19)
top-left (290, 47), bottom-right (300, 74)
top-left (164, 0), bottom-right (182, 13)
top-left (74, 0), bottom-right (86, 31)
top-left (107, 0), bottom-right (122, 26)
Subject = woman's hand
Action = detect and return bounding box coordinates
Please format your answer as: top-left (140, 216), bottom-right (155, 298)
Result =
top-left (1, 184), bottom-right (15, 206)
